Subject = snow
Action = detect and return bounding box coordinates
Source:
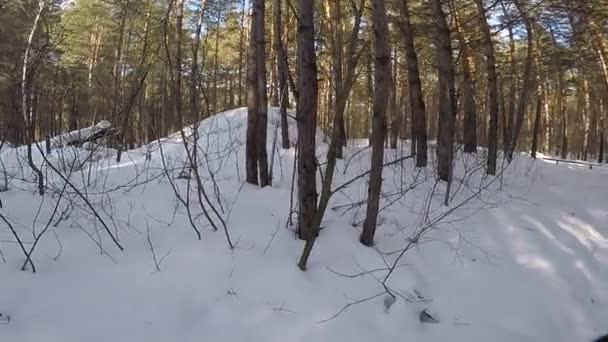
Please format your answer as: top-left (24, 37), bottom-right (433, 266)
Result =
top-left (0, 107), bottom-right (607, 342)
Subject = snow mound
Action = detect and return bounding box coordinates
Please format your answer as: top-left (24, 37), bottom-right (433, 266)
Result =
top-left (0, 107), bottom-right (607, 342)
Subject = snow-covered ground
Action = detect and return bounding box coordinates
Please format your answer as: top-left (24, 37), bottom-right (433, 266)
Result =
top-left (0, 107), bottom-right (606, 341)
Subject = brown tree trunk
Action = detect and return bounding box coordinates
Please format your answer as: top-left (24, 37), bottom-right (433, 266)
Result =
top-left (583, 77), bottom-right (595, 160)
top-left (360, 0), bottom-right (391, 246)
top-left (531, 90), bottom-right (542, 159)
top-left (328, 0), bottom-right (344, 158)
top-left (191, 0), bottom-right (207, 121)
top-left (237, 0), bottom-right (246, 106)
top-left (22, 0), bottom-right (46, 195)
top-left (212, 6), bottom-right (223, 115)
top-left (274, 0), bottom-right (290, 149)
top-left (599, 103), bottom-right (605, 163)
top-left (255, 0), bottom-right (270, 187)
top-left (296, 0), bottom-right (319, 269)
top-left (453, 6), bottom-right (477, 153)
top-left (246, 0), bottom-right (269, 187)
top-left (389, 47), bottom-right (399, 149)
top-left (507, 0), bottom-right (535, 162)
top-left (113, 1), bottom-right (128, 146)
top-left (531, 34), bottom-right (545, 159)
top-left (326, 0), bottom-right (365, 157)
top-left (432, 0), bottom-right (457, 182)
top-left (474, 0), bottom-right (498, 174)
top-left (398, 0), bottom-right (427, 166)
top-left (174, 0), bottom-right (185, 133)
top-left (501, 0), bottom-right (516, 156)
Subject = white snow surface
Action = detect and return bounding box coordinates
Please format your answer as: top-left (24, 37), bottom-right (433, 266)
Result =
top-left (0, 107), bottom-right (607, 342)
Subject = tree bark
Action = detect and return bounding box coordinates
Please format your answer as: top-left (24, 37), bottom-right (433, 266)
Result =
top-left (501, 0), bottom-right (516, 156)
top-left (453, 6), bottom-right (477, 153)
top-left (599, 104), bottom-right (605, 163)
top-left (174, 0), bottom-right (184, 132)
top-left (191, 0), bottom-right (207, 122)
top-left (531, 34), bottom-right (545, 159)
top-left (507, 0), bottom-right (535, 162)
top-left (432, 0), bottom-right (457, 182)
top-left (474, 0), bottom-right (498, 174)
top-left (389, 47), bottom-right (399, 149)
top-left (212, 6), bottom-right (223, 114)
top-left (274, 0), bottom-right (290, 149)
top-left (397, 0), bottom-right (427, 166)
top-left (360, 0), bottom-right (391, 246)
top-left (255, 0), bottom-right (270, 187)
top-left (237, 0), bottom-right (246, 106)
top-left (22, 0), bottom-right (46, 195)
top-left (296, 0), bottom-right (320, 271)
top-left (295, 0), bottom-right (318, 244)
top-left (246, 0), bottom-right (269, 187)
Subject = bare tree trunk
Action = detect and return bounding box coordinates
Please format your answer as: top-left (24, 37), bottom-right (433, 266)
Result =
top-left (531, 90), bottom-right (542, 159)
top-left (237, 0), bottom-right (246, 106)
top-left (360, 0), bottom-right (391, 246)
top-left (327, 0), bottom-right (344, 158)
top-left (599, 103), bottom-right (605, 163)
top-left (191, 0), bottom-right (208, 121)
top-left (531, 34), bottom-right (544, 159)
top-left (174, 0), bottom-right (184, 131)
top-left (22, 0), bottom-right (46, 196)
top-left (397, 0), bottom-right (427, 166)
top-left (274, 0), bottom-right (290, 149)
top-left (507, 0), bottom-right (535, 162)
top-left (113, 1), bottom-right (128, 146)
top-left (560, 101), bottom-right (568, 159)
top-left (325, 0), bottom-right (365, 157)
top-left (389, 47), bottom-right (399, 149)
top-left (296, 0), bottom-right (319, 267)
top-left (254, 0), bottom-right (270, 187)
top-left (246, 0), bottom-right (265, 185)
top-left (432, 0), bottom-right (457, 182)
top-left (474, 0), bottom-right (498, 174)
top-left (501, 0), bottom-right (516, 156)
top-left (583, 77), bottom-right (594, 160)
top-left (452, 6), bottom-right (477, 153)
top-left (297, 0), bottom-right (365, 270)
top-left (212, 6), bottom-right (223, 114)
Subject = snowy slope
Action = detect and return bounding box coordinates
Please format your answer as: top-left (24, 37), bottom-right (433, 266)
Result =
top-left (0, 107), bottom-right (607, 342)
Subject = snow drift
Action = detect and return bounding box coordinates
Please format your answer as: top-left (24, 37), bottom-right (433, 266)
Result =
top-left (0, 107), bottom-right (606, 342)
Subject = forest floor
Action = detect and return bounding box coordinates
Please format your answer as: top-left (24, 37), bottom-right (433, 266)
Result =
top-left (0, 107), bottom-right (607, 342)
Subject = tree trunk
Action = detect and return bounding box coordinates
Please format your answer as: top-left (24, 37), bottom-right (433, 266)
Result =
top-left (255, 0), bottom-right (270, 187)
top-left (238, 0), bottom-right (246, 106)
top-left (531, 34), bottom-right (545, 159)
top-left (360, 0), bottom-right (391, 246)
top-left (453, 6), bottom-right (477, 153)
top-left (398, 0), bottom-right (427, 166)
top-left (389, 48), bottom-right (399, 149)
top-left (174, 0), bottom-right (184, 132)
top-left (328, 0), bottom-right (344, 158)
top-left (22, 0), bottom-right (46, 196)
top-left (274, 0), bottom-right (290, 149)
top-left (599, 104), bottom-right (605, 163)
top-left (246, 0), bottom-right (269, 186)
top-left (432, 0), bottom-right (457, 182)
top-left (191, 0), bottom-right (208, 121)
top-left (296, 0), bottom-right (319, 269)
top-left (531, 90), bottom-right (542, 159)
top-left (501, 0), bottom-right (516, 156)
top-left (507, 0), bottom-right (535, 162)
top-left (474, 0), bottom-right (498, 174)
top-left (212, 6), bottom-right (223, 115)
